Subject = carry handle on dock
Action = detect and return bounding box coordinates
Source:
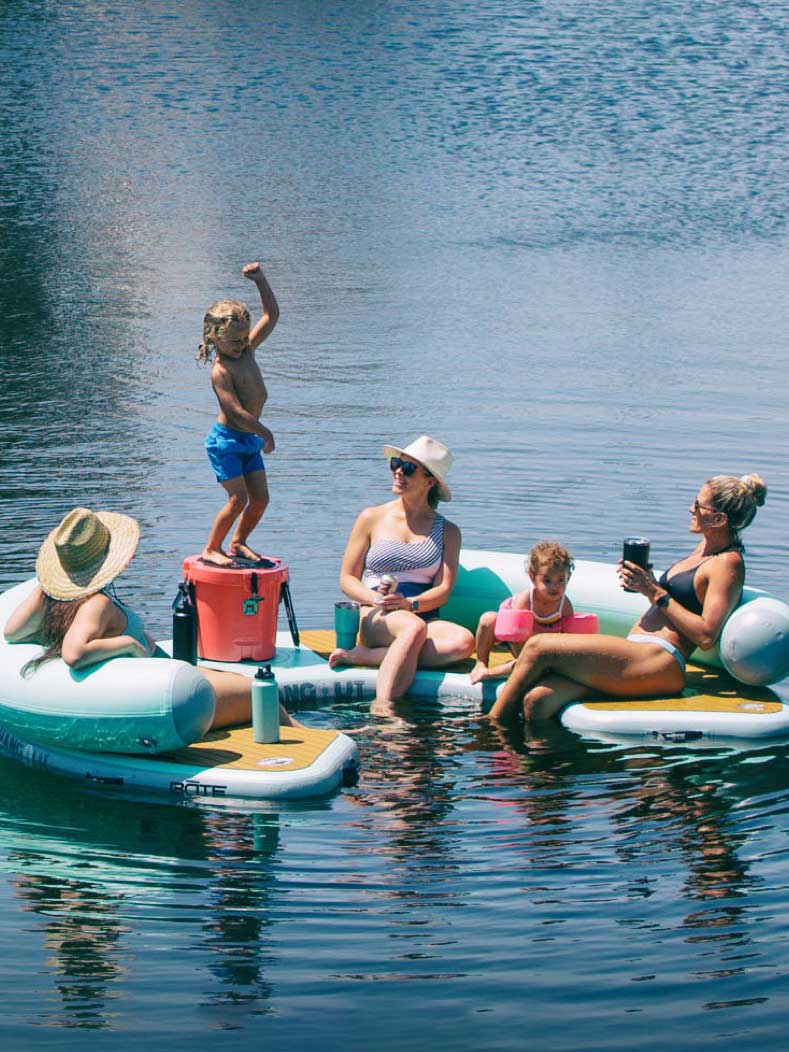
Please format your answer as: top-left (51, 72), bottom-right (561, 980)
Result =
top-left (280, 580), bottom-right (300, 647)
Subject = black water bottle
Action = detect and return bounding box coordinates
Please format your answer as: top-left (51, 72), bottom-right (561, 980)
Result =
top-left (172, 580), bottom-right (197, 665)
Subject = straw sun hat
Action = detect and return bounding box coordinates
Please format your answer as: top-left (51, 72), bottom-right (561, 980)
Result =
top-left (383, 435), bottom-right (453, 502)
top-left (36, 507), bottom-right (140, 601)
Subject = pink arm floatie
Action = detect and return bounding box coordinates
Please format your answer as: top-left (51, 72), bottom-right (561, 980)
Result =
top-left (494, 598), bottom-right (534, 642)
top-left (494, 600), bottom-right (598, 642)
top-left (561, 613), bottom-right (599, 633)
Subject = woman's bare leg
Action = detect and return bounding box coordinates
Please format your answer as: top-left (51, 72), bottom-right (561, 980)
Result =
top-left (329, 609), bottom-right (473, 701)
top-left (373, 617), bottom-right (474, 701)
top-left (201, 668), bottom-right (300, 730)
top-left (417, 620), bottom-right (475, 667)
top-left (328, 645), bottom-right (389, 669)
top-left (329, 605), bottom-right (387, 668)
top-left (521, 674), bottom-right (591, 721)
top-left (329, 606), bottom-right (424, 698)
top-left (488, 633), bottom-right (685, 722)
top-left (374, 614), bottom-right (428, 700)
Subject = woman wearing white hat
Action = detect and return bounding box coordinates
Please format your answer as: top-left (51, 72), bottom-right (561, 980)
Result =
top-left (329, 436), bottom-right (474, 702)
top-left (4, 507), bottom-right (297, 730)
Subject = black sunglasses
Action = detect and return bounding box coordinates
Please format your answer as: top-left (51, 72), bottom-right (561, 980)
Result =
top-left (693, 499), bottom-right (717, 515)
top-left (389, 456), bottom-right (422, 477)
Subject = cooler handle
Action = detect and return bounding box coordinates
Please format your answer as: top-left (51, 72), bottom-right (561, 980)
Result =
top-left (280, 580), bottom-right (300, 648)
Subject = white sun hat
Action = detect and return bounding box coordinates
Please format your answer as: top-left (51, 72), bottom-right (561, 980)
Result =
top-left (382, 435), bottom-right (454, 502)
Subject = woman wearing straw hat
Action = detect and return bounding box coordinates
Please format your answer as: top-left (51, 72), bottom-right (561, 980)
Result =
top-left (4, 507), bottom-right (297, 730)
top-left (329, 436), bottom-right (474, 703)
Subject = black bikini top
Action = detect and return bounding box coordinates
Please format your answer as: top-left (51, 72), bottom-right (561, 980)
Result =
top-left (657, 546), bottom-right (742, 616)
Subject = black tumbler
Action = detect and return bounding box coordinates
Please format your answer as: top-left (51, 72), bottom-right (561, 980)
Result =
top-left (622, 538), bottom-right (650, 592)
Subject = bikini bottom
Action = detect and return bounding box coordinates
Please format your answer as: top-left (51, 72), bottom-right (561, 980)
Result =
top-left (626, 633), bottom-right (687, 672)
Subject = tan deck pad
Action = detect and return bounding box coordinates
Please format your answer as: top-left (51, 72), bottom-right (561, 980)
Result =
top-left (301, 629), bottom-right (336, 659)
top-left (301, 628), bottom-right (512, 673)
top-left (584, 663), bottom-right (783, 714)
top-left (162, 725), bottom-right (341, 772)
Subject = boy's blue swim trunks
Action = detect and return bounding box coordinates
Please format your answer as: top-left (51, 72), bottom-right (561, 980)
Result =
top-left (205, 423), bottom-right (266, 482)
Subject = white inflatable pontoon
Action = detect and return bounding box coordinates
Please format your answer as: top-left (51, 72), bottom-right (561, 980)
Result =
top-left (1, 546), bottom-right (789, 793)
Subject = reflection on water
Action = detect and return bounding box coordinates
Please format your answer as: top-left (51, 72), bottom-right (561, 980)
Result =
top-left (2, 0), bottom-right (789, 1045)
top-left (2, 760), bottom-right (284, 1028)
top-left (1, 704), bottom-right (789, 1041)
top-left (199, 812), bottom-right (280, 1012)
top-left (12, 870), bottom-right (128, 1028)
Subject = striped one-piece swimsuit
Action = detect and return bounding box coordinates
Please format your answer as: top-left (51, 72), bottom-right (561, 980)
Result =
top-left (362, 515), bottom-right (445, 620)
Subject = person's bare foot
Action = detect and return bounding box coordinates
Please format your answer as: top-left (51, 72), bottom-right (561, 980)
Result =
top-left (328, 647), bottom-right (354, 669)
top-left (229, 541), bottom-right (264, 562)
top-left (369, 699), bottom-right (413, 731)
top-left (470, 660), bottom-right (495, 684)
top-left (200, 547), bottom-right (235, 567)
top-left (371, 697), bottom-right (399, 719)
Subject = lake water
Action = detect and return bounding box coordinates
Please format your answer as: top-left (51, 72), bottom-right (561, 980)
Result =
top-left (1, 0), bottom-right (788, 1047)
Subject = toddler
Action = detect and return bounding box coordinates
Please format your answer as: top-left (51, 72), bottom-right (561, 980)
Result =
top-left (470, 541), bottom-right (575, 684)
top-left (198, 262), bottom-right (279, 566)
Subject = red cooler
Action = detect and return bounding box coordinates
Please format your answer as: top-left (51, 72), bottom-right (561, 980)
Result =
top-left (183, 555), bottom-right (290, 662)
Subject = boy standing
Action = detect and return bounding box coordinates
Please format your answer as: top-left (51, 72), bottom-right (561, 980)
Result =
top-left (197, 262), bottom-right (279, 566)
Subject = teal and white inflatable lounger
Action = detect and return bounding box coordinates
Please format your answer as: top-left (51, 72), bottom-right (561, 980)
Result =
top-left (0, 717), bottom-right (358, 801)
top-left (0, 581), bottom-right (358, 801)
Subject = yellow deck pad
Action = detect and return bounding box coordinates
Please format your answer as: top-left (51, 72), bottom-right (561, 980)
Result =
top-left (162, 725), bottom-right (341, 773)
top-left (583, 663), bottom-right (783, 714)
top-left (301, 629), bottom-right (338, 658)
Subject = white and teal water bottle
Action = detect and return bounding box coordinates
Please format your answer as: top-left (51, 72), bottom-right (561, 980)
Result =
top-left (251, 665), bottom-right (279, 743)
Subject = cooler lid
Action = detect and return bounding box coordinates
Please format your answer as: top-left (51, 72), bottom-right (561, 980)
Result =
top-left (183, 554), bottom-right (288, 587)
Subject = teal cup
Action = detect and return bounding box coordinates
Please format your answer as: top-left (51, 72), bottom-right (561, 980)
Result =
top-left (334, 601), bottom-right (360, 650)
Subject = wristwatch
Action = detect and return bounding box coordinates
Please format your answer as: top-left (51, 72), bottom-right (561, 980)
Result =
top-left (410, 599), bottom-right (420, 613)
top-left (655, 592), bottom-right (670, 609)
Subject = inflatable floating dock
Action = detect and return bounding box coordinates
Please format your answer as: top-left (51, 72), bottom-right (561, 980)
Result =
top-left (0, 717), bottom-right (358, 801)
top-left (1, 546), bottom-right (789, 799)
top-left (238, 547), bottom-right (789, 742)
top-left (446, 549), bottom-right (789, 742)
top-left (0, 581), bottom-right (358, 801)
top-left (206, 626), bottom-right (789, 744)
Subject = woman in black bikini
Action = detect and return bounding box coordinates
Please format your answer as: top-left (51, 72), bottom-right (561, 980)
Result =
top-left (488, 473), bottom-right (767, 722)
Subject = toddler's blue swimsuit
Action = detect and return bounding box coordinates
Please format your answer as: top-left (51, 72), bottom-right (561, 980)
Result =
top-left (205, 422), bottom-right (266, 482)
